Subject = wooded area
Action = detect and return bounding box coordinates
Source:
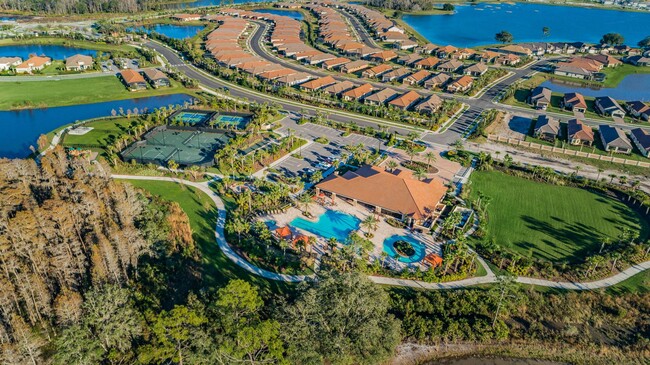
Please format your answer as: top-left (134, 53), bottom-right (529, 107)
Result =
top-left (0, 0), bottom-right (180, 14)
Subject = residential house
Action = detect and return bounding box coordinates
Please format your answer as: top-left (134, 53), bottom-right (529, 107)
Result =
top-left (599, 125), bottom-right (633, 153)
top-left (362, 64), bottom-right (392, 78)
top-left (436, 45), bottom-right (458, 58)
top-left (341, 83), bottom-right (374, 102)
top-left (495, 53), bottom-right (521, 66)
top-left (464, 63), bottom-right (488, 77)
top-left (562, 92), bottom-right (588, 113)
top-left (454, 48), bottom-right (476, 60)
top-left (533, 115), bottom-right (560, 141)
top-left (626, 101), bottom-right (650, 121)
top-left (275, 72), bottom-right (313, 87)
top-left (322, 80), bottom-right (356, 96)
top-left (477, 51), bottom-right (500, 63)
top-left (625, 55), bottom-right (650, 66)
top-left (402, 70), bottom-right (430, 86)
top-left (595, 96), bottom-right (626, 118)
top-left (414, 94), bottom-right (443, 115)
top-left (171, 13), bottom-right (201, 21)
top-left (142, 68), bottom-right (171, 88)
top-left (567, 119), bottom-right (594, 146)
top-left (303, 53), bottom-right (336, 65)
top-left (364, 88), bottom-right (399, 106)
top-left (389, 90), bottom-right (421, 110)
top-left (65, 54), bottom-right (93, 71)
top-left (446, 75), bottom-right (473, 93)
top-left (630, 128), bottom-right (650, 157)
top-left (322, 57), bottom-right (350, 70)
top-left (397, 53), bottom-right (422, 66)
top-left (554, 57), bottom-right (603, 79)
top-left (381, 67), bottom-right (410, 82)
top-left (367, 50), bottom-right (397, 63)
top-left (15, 56), bottom-right (51, 74)
top-left (437, 60), bottom-right (463, 73)
top-left (340, 60), bottom-right (370, 74)
top-left (0, 57), bottom-right (21, 71)
top-left (413, 56), bottom-right (440, 70)
top-left (529, 86), bottom-right (552, 110)
top-left (299, 75), bottom-right (337, 91)
top-left (585, 54), bottom-right (622, 67)
top-left (395, 39), bottom-right (418, 50)
top-left (315, 165), bottom-right (447, 226)
top-left (119, 69), bottom-right (147, 91)
top-left (424, 73), bottom-right (451, 89)
top-left (417, 43), bottom-right (439, 54)
top-left (498, 44), bottom-right (533, 57)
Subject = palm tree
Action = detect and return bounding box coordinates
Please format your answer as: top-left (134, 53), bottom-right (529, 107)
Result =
top-left (599, 237), bottom-right (611, 254)
top-left (387, 160), bottom-right (398, 172)
top-left (405, 144), bottom-right (418, 164)
top-left (610, 252), bottom-right (622, 272)
top-left (361, 215), bottom-right (379, 235)
top-left (413, 167), bottom-right (427, 181)
top-left (424, 151), bottom-right (437, 171)
top-left (297, 193), bottom-right (312, 214)
top-left (596, 168), bottom-right (604, 181)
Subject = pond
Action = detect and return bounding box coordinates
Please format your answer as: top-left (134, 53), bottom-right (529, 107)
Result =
top-left (128, 24), bottom-right (205, 40)
top-left (169, 0), bottom-right (274, 8)
top-left (0, 93), bottom-right (194, 159)
top-left (540, 74), bottom-right (650, 101)
top-left (382, 235), bottom-right (427, 264)
top-left (0, 44), bottom-right (97, 60)
top-left (252, 9), bottom-right (304, 21)
top-left (402, 3), bottom-right (650, 48)
top-left (0, 16), bottom-right (16, 22)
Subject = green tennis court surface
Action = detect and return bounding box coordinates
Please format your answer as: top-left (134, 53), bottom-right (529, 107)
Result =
top-left (170, 110), bottom-right (213, 125)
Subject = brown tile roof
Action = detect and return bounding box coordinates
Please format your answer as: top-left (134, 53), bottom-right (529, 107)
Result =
top-left (317, 165), bottom-right (447, 220)
top-left (142, 68), bottom-right (168, 81)
top-left (322, 57), bottom-right (350, 68)
top-left (342, 83), bottom-right (373, 99)
top-left (299, 75), bottom-right (336, 90)
top-left (389, 90), bottom-right (421, 108)
top-left (567, 119), bottom-right (594, 142)
top-left (364, 64), bottom-right (392, 76)
top-left (120, 69), bottom-right (145, 84)
top-left (17, 56), bottom-right (51, 69)
top-left (564, 92), bottom-right (587, 109)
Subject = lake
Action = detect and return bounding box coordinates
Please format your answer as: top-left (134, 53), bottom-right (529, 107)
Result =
top-left (252, 9), bottom-right (304, 20)
top-left (403, 3), bottom-right (650, 48)
top-left (0, 93), bottom-right (194, 159)
top-left (540, 74), bottom-right (650, 101)
top-left (171, 0), bottom-right (274, 8)
top-left (0, 44), bottom-right (97, 60)
top-left (128, 24), bottom-right (205, 40)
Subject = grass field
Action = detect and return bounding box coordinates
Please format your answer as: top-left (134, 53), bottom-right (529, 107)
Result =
top-left (607, 270), bottom-right (650, 294)
top-left (62, 117), bottom-right (137, 156)
top-left (121, 180), bottom-right (294, 295)
top-left (0, 76), bottom-right (188, 110)
top-left (469, 170), bottom-right (649, 263)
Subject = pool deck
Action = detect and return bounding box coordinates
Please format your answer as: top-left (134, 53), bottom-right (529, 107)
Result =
top-left (260, 196), bottom-right (442, 271)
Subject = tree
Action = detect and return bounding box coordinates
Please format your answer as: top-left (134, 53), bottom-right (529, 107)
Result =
top-left (489, 275), bottom-right (521, 328)
top-left (225, 216), bottom-right (250, 245)
top-left (600, 32), bottom-right (624, 46)
top-left (638, 36), bottom-right (650, 48)
top-left (495, 30), bottom-right (513, 44)
top-left (361, 215), bottom-right (379, 235)
top-left (442, 3), bottom-right (455, 11)
top-left (413, 167), bottom-right (427, 181)
top-left (387, 160), bottom-right (398, 172)
top-left (424, 151), bottom-right (437, 170)
top-left (283, 271), bottom-right (401, 365)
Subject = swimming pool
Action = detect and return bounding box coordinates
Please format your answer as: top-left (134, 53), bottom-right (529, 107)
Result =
top-left (383, 235), bottom-right (427, 264)
top-left (290, 210), bottom-right (361, 242)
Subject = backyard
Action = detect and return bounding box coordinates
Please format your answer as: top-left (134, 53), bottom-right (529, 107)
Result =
top-left (469, 170), bottom-right (649, 263)
top-left (121, 179), bottom-right (294, 295)
top-left (0, 76), bottom-right (189, 110)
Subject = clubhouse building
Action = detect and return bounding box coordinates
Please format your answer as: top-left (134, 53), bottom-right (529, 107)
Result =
top-left (315, 165), bottom-right (448, 229)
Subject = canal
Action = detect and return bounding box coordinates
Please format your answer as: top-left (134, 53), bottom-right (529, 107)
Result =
top-left (0, 93), bottom-right (194, 159)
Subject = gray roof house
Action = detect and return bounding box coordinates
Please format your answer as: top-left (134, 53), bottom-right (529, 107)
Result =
top-left (595, 96), bottom-right (626, 118)
top-left (533, 115), bottom-right (560, 141)
top-left (599, 125), bottom-right (633, 153)
top-left (364, 88), bottom-right (399, 106)
top-left (626, 101), bottom-right (650, 121)
top-left (630, 128), bottom-right (650, 157)
top-left (529, 86), bottom-right (552, 110)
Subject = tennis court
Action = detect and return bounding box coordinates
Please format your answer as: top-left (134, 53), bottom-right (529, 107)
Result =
top-left (122, 127), bottom-right (231, 166)
top-left (213, 113), bottom-right (251, 130)
top-left (169, 110), bottom-right (214, 125)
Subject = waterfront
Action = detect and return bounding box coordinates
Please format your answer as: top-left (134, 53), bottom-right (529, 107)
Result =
top-left (403, 3), bottom-right (650, 47)
top-left (128, 24), bottom-right (205, 39)
top-left (252, 9), bottom-right (304, 20)
top-left (0, 44), bottom-right (97, 59)
top-left (540, 74), bottom-right (650, 101)
top-left (0, 93), bottom-right (194, 158)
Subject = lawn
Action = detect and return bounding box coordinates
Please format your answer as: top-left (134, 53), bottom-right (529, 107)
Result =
top-left (62, 117), bottom-right (138, 155)
top-left (0, 76), bottom-right (188, 110)
top-left (607, 270), bottom-right (650, 295)
top-left (121, 180), bottom-right (295, 295)
top-left (469, 170), bottom-right (649, 263)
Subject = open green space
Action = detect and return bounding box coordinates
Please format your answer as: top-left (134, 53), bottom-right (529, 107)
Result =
top-left (62, 117), bottom-right (135, 155)
top-left (607, 270), bottom-right (650, 295)
top-left (600, 64), bottom-right (650, 88)
top-left (122, 179), bottom-right (294, 295)
top-left (469, 170), bottom-right (649, 263)
top-left (0, 75), bottom-right (190, 110)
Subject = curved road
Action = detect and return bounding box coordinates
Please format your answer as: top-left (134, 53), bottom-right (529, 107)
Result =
top-left (114, 174), bottom-right (650, 291)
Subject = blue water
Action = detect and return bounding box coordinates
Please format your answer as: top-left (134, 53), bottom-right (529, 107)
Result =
top-left (172, 0), bottom-right (274, 8)
top-left (252, 9), bottom-right (304, 21)
top-left (0, 16), bottom-right (15, 22)
top-left (403, 3), bottom-right (650, 47)
top-left (0, 45), bottom-right (97, 60)
top-left (540, 74), bottom-right (650, 102)
top-left (290, 210), bottom-right (361, 242)
top-left (128, 24), bottom-right (205, 40)
top-left (0, 93), bottom-right (194, 159)
top-left (383, 235), bottom-right (427, 264)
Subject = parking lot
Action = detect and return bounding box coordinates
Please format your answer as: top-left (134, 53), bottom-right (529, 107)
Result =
top-left (272, 115), bottom-right (389, 178)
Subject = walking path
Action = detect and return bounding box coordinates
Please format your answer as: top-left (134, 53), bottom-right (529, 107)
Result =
top-left (112, 174), bottom-right (649, 291)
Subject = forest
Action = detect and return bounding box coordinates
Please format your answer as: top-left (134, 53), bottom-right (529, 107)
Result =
top-left (0, 0), bottom-right (184, 14)
top-left (0, 149), bottom-right (648, 364)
